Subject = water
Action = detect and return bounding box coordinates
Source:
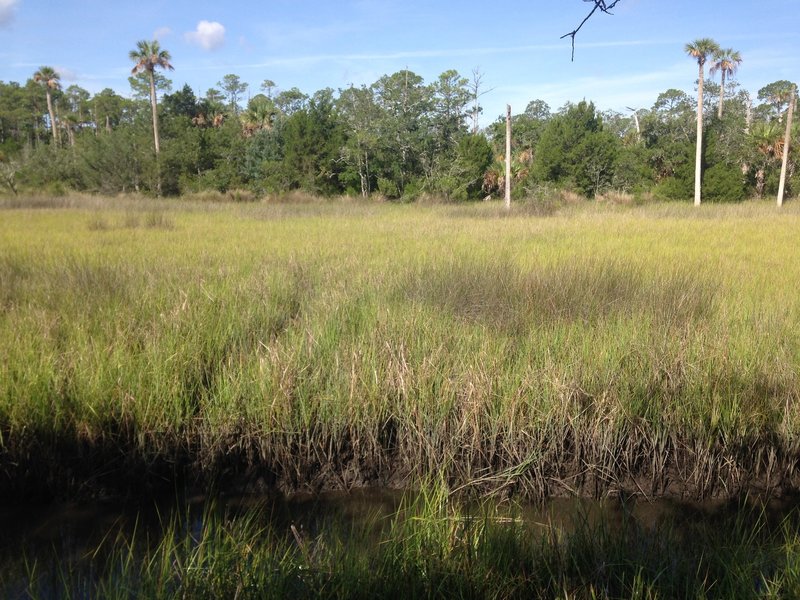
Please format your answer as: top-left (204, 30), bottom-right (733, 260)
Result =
top-left (1, 489), bottom-right (797, 598)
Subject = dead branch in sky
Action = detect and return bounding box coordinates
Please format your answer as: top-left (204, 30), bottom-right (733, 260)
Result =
top-left (561, 0), bottom-right (622, 61)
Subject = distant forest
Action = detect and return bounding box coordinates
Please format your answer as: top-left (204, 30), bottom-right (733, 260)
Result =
top-left (0, 38), bottom-right (796, 203)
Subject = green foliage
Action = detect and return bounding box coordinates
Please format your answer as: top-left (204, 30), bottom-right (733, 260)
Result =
top-left (653, 172), bottom-right (693, 201)
top-left (0, 68), bottom-right (793, 201)
top-left (702, 162), bottom-right (747, 202)
top-left (218, 73), bottom-right (248, 115)
top-left (162, 83), bottom-right (199, 118)
top-left (455, 133), bottom-right (493, 199)
top-left (281, 89), bottom-right (343, 195)
top-left (532, 100), bottom-right (619, 196)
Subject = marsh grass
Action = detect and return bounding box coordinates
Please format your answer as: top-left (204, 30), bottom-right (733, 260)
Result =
top-left (12, 487), bottom-right (800, 599)
top-left (1, 198), bottom-right (800, 500)
top-left (398, 255), bottom-right (715, 333)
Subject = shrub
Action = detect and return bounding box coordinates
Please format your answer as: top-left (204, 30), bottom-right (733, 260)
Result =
top-left (653, 174), bottom-right (693, 201)
top-left (702, 162), bottom-right (746, 202)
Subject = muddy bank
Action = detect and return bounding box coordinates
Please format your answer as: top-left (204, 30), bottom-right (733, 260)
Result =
top-left (3, 425), bottom-right (800, 503)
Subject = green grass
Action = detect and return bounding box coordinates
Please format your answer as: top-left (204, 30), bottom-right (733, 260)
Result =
top-left (2, 196), bottom-right (800, 499)
top-left (11, 485), bottom-right (800, 599)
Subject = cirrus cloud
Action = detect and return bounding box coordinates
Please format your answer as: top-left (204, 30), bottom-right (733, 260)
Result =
top-left (154, 26), bottom-right (172, 40)
top-left (184, 20), bottom-right (225, 51)
top-left (0, 0), bottom-right (19, 27)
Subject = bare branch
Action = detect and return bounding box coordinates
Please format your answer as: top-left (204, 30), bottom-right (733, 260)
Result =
top-left (561, 0), bottom-right (622, 61)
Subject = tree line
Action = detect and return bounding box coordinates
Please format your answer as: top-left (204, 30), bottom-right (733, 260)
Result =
top-left (0, 38), bottom-right (796, 204)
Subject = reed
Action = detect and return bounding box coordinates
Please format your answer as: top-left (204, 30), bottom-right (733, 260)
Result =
top-left (1, 196), bottom-right (800, 500)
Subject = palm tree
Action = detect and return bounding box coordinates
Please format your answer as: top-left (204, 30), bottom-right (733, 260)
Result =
top-left (710, 48), bottom-right (743, 119)
top-left (749, 121), bottom-right (782, 198)
top-left (129, 40), bottom-right (174, 154)
top-left (33, 66), bottom-right (61, 145)
top-left (685, 38), bottom-right (721, 206)
top-left (241, 94), bottom-right (277, 137)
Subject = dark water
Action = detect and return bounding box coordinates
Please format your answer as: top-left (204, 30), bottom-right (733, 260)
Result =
top-left (1, 489), bottom-right (797, 598)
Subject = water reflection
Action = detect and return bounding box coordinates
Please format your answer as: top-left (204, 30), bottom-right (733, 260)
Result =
top-left (1, 489), bottom-right (798, 598)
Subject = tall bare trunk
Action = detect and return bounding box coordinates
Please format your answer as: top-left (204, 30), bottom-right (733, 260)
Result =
top-left (45, 90), bottom-right (59, 145)
top-left (504, 104), bottom-right (511, 210)
top-left (694, 63), bottom-right (705, 206)
top-left (745, 92), bottom-right (752, 134)
top-left (717, 72), bottom-right (726, 119)
top-left (777, 89), bottom-right (795, 207)
top-left (149, 70), bottom-right (160, 154)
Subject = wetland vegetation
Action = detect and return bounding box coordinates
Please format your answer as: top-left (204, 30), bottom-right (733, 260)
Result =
top-left (2, 195), bottom-right (800, 597)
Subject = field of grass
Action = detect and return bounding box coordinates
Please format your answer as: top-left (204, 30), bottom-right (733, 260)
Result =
top-left (2, 195), bottom-right (800, 500)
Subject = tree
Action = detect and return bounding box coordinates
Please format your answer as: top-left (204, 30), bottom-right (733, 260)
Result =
top-left (64, 85), bottom-right (90, 126)
top-left (282, 89), bottom-right (343, 194)
top-left (429, 70), bottom-right (471, 157)
top-left (33, 66), bottom-right (61, 144)
top-left (532, 100), bottom-right (618, 196)
top-left (710, 48), bottom-right (742, 119)
top-left (685, 38), bottom-right (721, 205)
top-left (371, 70), bottom-right (431, 196)
top-left (162, 84), bottom-right (199, 118)
top-left (274, 88), bottom-right (308, 116)
top-left (129, 39), bottom-right (174, 154)
top-left (92, 88), bottom-right (125, 134)
top-left (241, 94), bottom-right (277, 137)
top-left (337, 84), bottom-right (380, 196)
top-left (218, 74), bottom-right (248, 115)
top-left (260, 79), bottom-right (277, 99)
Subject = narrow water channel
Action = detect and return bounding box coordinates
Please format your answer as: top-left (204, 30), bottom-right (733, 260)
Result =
top-left (2, 489), bottom-right (798, 598)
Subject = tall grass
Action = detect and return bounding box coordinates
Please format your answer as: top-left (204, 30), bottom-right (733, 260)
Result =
top-left (11, 485), bottom-right (800, 599)
top-left (1, 197), bottom-right (800, 500)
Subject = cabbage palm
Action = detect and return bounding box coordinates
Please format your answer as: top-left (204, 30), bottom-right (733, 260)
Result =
top-left (129, 40), bottom-right (174, 154)
top-left (33, 66), bottom-right (61, 144)
top-left (710, 48), bottom-right (742, 119)
top-left (685, 38), bottom-right (721, 205)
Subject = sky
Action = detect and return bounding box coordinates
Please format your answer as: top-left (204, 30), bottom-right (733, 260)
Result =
top-left (1, 0), bottom-right (798, 126)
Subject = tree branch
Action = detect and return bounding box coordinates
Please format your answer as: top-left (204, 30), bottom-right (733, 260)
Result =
top-left (561, 0), bottom-right (622, 61)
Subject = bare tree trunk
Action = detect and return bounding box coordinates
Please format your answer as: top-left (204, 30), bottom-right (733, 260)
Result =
top-left (717, 72), bottom-right (726, 119)
top-left (745, 92), bottom-right (752, 134)
top-left (630, 109), bottom-right (640, 142)
top-left (777, 88), bottom-right (795, 207)
top-left (148, 70), bottom-right (163, 196)
top-left (45, 90), bottom-right (59, 145)
top-left (149, 70), bottom-right (160, 154)
top-left (505, 104), bottom-right (511, 210)
top-left (694, 64), bottom-right (705, 206)
top-left (470, 68), bottom-right (483, 134)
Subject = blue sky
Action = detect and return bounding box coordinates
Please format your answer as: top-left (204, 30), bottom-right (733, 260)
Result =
top-left (1, 0), bottom-right (797, 126)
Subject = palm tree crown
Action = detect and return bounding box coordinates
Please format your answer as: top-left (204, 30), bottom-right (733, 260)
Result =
top-left (33, 66), bottom-right (61, 90)
top-left (129, 40), bottom-right (174, 76)
top-left (685, 38), bottom-right (720, 69)
top-left (710, 47), bottom-right (742, 118)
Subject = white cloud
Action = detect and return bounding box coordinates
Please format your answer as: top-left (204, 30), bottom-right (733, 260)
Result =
top-left (184, 20), bottom-right (225, 51)
top-left (0, 0), bottom-right (19, 27)
top-left (154, 26), bottom-right (172, 41)
top-left (54, 66), bottom-right (78, 82)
